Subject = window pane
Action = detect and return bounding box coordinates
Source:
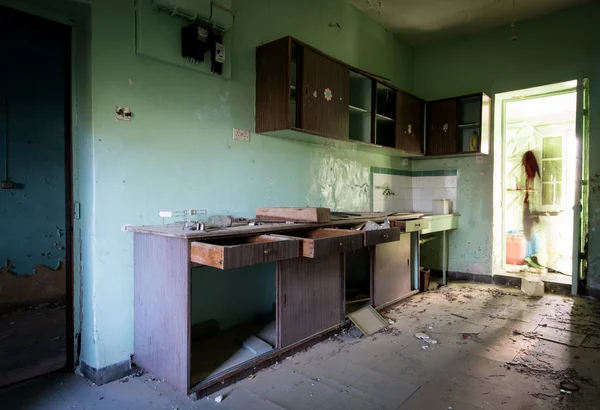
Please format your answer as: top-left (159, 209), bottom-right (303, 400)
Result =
top-left (542, 182), bottom-right (562, 206)
top-left (542, 159), bottom-right (562, 183)
top-left (542, 136), bottom-right (562, 159)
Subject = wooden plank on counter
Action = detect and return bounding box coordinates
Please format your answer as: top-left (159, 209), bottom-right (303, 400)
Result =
top-left (256, 207), bottom-right (331, 223)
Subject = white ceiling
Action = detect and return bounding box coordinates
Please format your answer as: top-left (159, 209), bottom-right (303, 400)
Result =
top-left (347, 0), bottom-right (593, 45)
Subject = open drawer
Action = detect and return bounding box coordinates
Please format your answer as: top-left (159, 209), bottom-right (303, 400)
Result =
top-left (275, 228), bottom-right (364, 258)
top-left (352, 226), bottom-right (401, 247)
top-left (190, 235), bottom-right (300, 269)
top-left (392, 219), bottom-right (429, 232)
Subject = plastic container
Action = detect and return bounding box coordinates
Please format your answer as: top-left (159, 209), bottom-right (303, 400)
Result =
top-left (526, 232), bottom-right (540, 257)
top-left (506, 234), bottom-right (526, 265)
top-left (419, 267), bottom-right (431, 292)
top-left (432, 199), bottom-right (452, 215)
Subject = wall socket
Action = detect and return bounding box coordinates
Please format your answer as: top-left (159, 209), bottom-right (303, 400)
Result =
top-left (233, 128), bottom-right (250, 142)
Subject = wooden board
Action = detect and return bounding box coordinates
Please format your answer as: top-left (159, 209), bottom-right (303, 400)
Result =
top-left (277, 254), bottom-right (343, 348)
top-left (190, 235), bottom-right (299, 269)
top-left (372, 234), bottom-right (411, 308)
top-left (133, 233), bottom-right (190, 394)
top-left (256, 207), bottom-right (331, 223)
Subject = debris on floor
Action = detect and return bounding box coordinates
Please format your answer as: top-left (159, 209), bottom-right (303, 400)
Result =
top-left (2, 282), bottom-right (600, 409)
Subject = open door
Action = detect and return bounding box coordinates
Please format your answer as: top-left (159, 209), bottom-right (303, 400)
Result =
top-left (572, 78), bottom-right (590, 295)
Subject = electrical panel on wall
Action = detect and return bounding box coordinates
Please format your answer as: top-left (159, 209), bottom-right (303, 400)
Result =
top-left (135, 0), bottom-right (233, 78)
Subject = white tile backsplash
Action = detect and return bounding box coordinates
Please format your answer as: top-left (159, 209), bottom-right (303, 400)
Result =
top-left (372, 170), bottom-right (458, 213)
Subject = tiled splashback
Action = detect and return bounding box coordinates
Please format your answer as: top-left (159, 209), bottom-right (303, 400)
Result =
top-left (371, 167), bottom-right (458, 213)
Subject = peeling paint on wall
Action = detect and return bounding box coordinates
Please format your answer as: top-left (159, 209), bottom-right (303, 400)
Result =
top-left (0, 262), bottom-right (66, 308)
top-left (307, 153), bottom-right (370, 211)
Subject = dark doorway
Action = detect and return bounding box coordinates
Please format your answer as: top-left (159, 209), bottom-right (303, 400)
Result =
top-left (0, 6), bottom-right (73, 387)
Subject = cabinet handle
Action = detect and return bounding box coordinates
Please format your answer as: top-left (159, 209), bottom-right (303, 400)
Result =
top-left (382, 234), bottom-right (388, 239)
top-left (264, 249), bottom-right (271, 255)
top-left (284, 292), bottom-right (288, 306)
top-left (339, 242), bottom-right (344, 247)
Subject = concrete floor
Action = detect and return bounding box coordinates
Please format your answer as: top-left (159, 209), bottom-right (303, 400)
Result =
top-left (2, 282), bottom-right (599, 409)
top-left (0, 303), bottom-right (66, 387)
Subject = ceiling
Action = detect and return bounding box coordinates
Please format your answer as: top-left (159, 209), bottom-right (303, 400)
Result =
top-left (347, 0), bottom-right (592, 45)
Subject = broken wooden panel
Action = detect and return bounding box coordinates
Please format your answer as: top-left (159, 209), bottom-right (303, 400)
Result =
top-left (276, 254), bottom-right (343, 348)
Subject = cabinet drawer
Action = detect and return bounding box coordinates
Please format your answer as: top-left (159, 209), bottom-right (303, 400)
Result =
top-left (392, 219), bottom-right (429, 232)
top-left (276, 228), bottom-right (364, 258)
top-left (190, 235), bottom-right (299, 270)
top-left (363, 227), bottom-right (401, 247)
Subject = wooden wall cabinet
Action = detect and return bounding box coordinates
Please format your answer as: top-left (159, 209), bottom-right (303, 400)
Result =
top-left (256, 37), bottom-right (490, 159)
top-left (425, 93), bottom-right (491, 156)
top-left (256, 37), bottom-right (349, 140)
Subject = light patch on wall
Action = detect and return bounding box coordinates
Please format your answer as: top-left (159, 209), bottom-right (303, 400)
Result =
top-left (307, 155), bottom-right (369, 211)
top-left (195, 83), bottom-right (231, 122)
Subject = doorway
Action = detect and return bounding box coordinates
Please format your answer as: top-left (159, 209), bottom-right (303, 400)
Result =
top-left (495, 80), bottom-right (587, 291)
top-left (0, 6), bottom-right (72, 386)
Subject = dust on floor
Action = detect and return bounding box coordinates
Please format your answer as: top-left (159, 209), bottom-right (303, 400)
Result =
top-left (0, 303), bottom-right (66, 387)
top-left (1, 283), bottom-right (599, 409)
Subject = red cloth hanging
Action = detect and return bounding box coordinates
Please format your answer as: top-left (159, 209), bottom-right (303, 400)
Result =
top-left (522, 150), bottom-right (540, 204)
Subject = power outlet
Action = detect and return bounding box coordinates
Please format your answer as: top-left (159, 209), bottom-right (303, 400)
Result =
top-left (233, 128), bottom-right (250, 142)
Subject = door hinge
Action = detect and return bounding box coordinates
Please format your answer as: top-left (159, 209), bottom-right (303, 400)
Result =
top-left (73, 202), bottom-right (80, 219)
top-left (583, 108), bottom-right (589, 116)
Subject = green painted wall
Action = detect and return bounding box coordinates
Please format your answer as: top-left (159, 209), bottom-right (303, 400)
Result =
top-left (413, 2), bottom-right (600, 287)
top-left (86, 0), bottom-right (414, 369)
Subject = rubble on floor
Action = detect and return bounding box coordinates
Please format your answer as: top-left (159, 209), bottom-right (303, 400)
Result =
top-left (2, 283), bottom-right (599, 409)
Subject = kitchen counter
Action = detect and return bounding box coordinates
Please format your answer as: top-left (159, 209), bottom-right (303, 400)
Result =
top-left (125, 212), bottom-right (424, 239)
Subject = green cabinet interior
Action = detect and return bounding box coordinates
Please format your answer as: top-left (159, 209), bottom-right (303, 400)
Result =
top-left (255, 36), bottom-right (490, 158)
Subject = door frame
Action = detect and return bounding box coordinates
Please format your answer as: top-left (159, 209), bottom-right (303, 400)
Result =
top-left (493, 79), bottom-right (588, 294)
top-left (1, 3), bottom-right (77, 372)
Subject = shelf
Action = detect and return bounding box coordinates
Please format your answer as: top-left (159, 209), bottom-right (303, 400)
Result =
top-left (349, 105), bottom-right (370, 114)
top-left (376, 113), bottom-right (395, 122)
top-left (458, 122), bottom-right (480, 128)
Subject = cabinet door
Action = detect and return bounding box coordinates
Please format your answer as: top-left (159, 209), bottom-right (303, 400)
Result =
top-left (372, 233), bottom-right (411, 308)
top-left (396, 91), bottom-right (424, 154)
top-left (426, 99), bottom-right (458, 155)
top-left (277, 254), bottom-right (343, 348)
top-left (256, 37), bottom-right (291, 133)
top-left (300, 48), bottom-right (349, 139)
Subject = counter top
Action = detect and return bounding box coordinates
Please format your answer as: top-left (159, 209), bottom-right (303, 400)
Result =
top-left (126, 212), bottom-right (424, 239)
